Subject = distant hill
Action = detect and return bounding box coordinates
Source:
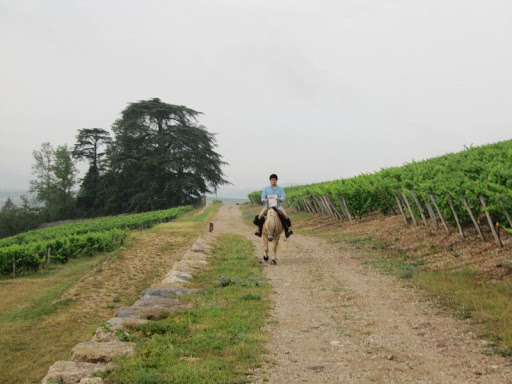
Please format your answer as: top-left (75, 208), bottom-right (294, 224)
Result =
top-left (0, 189), bottom-right (33, 207)
top-left (206, 196), bottom-right (249, 205)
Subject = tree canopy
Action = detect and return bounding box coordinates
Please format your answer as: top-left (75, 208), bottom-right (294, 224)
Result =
top-left (107, 98), bottom-right (228, 212)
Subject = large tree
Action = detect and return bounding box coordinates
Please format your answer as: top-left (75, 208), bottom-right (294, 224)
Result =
top-left (73, 128), bottom-right (112, 215)
top-left (107, 98), bottom-right (229, 212)
top-left (29, 142), bottom-right (77, 220)
top-left (29, 142), bottom-right (57, 220)
top-left (52, 145), bottom-right (78, 218)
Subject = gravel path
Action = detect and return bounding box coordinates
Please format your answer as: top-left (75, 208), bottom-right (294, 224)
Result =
top-left (214, 205), bottom-right (512, 383)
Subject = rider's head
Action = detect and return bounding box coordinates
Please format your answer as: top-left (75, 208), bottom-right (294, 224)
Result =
top-left (269, 174), bottom-right (278, 186)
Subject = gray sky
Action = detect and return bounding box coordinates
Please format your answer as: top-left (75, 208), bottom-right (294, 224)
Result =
top-left (1, 0), bottom-right (511, 198)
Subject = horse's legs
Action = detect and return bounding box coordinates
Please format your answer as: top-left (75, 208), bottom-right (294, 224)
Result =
top-left (271, 237), bottom-right (279, 264)
top-left (263, 235), bottom-right (269, 261)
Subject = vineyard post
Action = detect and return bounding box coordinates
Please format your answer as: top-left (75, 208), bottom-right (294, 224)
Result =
top-left (326, 195), bottom-right (342, 220)
top-left (394, 193), bottom-right (408, 224)
top-left (446, 194), bottom-right (464, 237)
top-left (459, 196), bottom-right (485, 242)
top-left (341, 196), bottom-right (353, 221)
top-left (498, 198), bottom-right (512, 228)
top-left (410, 190), bottom-right (427, 226)
top-left (335, 195), bottom-right (348, 220)
top-left (319, 195), bottom-right (332, 217)
top-left (310, 197), bottom-right (321, 214)
top-left (480, 196), bottom-right (503, 248)
top-left (425, 201), bottom-right (439, 230)
top-left (321, 195), bottom-right (336, 218)
top-left (47, 247), bottom-right (51, 265)
top-left (12, 257), bottom-right (15, 279)
top-left (313, 195), bottom-right (327, 216)
top-left (401, 192), bottom-right (418, 226)
top-left (304, 199), bottom-right (314, 213)
top-left (326, 195), bottom-right (343, 221)
top-left (430, 195), bottom-right (450, 234)
top-left (376, 187), bottom-right (397, 215)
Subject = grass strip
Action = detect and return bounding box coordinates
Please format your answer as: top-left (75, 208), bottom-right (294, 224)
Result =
top-left (104, 234), bottom-right (271, 384)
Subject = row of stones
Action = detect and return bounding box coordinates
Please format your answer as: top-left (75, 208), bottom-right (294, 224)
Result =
top-left (42, 232), bottom-right (215, 384)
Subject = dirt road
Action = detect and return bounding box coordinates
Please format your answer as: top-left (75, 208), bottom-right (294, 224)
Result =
top-left (213, 205), bottom-right (512, 383)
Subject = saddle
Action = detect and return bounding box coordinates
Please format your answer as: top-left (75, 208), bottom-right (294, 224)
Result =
top-left (253, 208), bottom-right (293, 238)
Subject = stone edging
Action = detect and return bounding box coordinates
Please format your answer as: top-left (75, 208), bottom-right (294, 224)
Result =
top-left (42, 232), bottom-right (215, 384)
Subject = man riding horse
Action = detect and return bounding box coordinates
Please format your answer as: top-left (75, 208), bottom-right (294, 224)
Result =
top-left (254, 174), bottom-right (293, 238)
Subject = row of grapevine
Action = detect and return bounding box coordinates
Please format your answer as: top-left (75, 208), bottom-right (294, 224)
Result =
top-left (0, 205), bottom-right (194, 277)
top-left (248, 140), bottom-right (512, 243)
top-left (0, 206), bottom-right (193, 248)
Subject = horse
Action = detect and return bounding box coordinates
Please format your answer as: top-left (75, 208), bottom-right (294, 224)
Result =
top-left (262, 208), bottom-right (283, 264)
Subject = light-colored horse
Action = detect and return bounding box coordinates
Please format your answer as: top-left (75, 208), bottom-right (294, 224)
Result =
top-left (262, 208), bottom-right (283, 264)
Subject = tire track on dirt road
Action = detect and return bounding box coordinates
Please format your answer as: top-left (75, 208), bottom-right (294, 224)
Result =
top-left (213, 205), bottom-right (512, 383)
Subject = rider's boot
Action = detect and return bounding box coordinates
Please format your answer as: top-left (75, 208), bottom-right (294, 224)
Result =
top-left (284, 217), bottom-right (293, 238)
top-left (254, 215), bottom-right (263, 237)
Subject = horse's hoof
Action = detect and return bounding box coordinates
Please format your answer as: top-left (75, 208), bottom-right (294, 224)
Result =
top-left (263, 255), bottom-right (269, 261)
top-left (271, 259), bottom-right (277, 265)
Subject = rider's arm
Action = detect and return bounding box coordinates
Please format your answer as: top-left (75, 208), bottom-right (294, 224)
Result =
top-left (275, 187), bottom-right (285, 202)
top-left (261, 187), bottom-right (268, 202)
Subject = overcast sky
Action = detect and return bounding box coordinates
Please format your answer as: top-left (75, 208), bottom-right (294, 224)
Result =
top-left (1, 0), bottom-right (511, 197)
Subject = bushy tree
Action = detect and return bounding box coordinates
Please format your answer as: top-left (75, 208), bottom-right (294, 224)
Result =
top-left (0, 196), bottom-right (42, 238)
top-left (106, 98), bottom-right (229, 212)
top-left (73, 128), bottom-right (112, 216)
top-left (29, 142), bottom-right (77, 220)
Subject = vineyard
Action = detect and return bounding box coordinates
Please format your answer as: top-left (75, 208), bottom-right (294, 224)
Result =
top-left (249, 140), bottom-right (512, 246)
top-left (0, 205), bottom-right (193, 277)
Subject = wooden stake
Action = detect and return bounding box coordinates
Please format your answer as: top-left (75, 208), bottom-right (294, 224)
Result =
top-left (430, 195), bottom-right (450, 234)
top-left (13, 258), bottom-right (15, 279)
top-left (446, 194), bottom-right (464, 237)
top-left (335, 195), bottom-right (349, 221)
top-left (314, 195), bottom-right (329, 216)
top-left (326, 195), bottom-right (343, 221)
top-left (410, 190), bottom-right (427, 226)
top-left (480, 196), bottom-right (502, 247)
top-left (376, 187), bottom-right (397, 215)
top-left (425, 201), bottom-right (439, 230)
top-left (401, 192), bottom-right (418, 226)
top-left (499, 198), bottom-right (512, 228)
top-left (341, 196), bottom-right (353, 221)
top-left (322, 195), bottom-right (336, 219)
top-left (47, 247), bottom-right (51, 265)
top-left (394, 193), bottom-right (408, 224)
top-left (459, 196), bottom-right (484, 241)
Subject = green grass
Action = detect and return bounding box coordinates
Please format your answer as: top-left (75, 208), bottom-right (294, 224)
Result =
top-left (104, 234), bottom-right (272, 384)
top-left (181, 203), bottom-right (222, 223)
top-left (413, 269), bottom-right (512, 356)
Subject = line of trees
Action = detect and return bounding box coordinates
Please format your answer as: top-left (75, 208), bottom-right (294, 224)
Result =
top-left (0, 98), bottom-right (228, 238)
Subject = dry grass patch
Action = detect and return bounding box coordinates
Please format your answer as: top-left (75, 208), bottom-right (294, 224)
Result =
top-left (0, 204), bottom-right (220, 384)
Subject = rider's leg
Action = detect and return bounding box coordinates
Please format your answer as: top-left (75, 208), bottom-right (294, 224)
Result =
top-left (258, 207), bottom-right (268, 219)
top-left (277, 207), bottom-right (293, 237)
